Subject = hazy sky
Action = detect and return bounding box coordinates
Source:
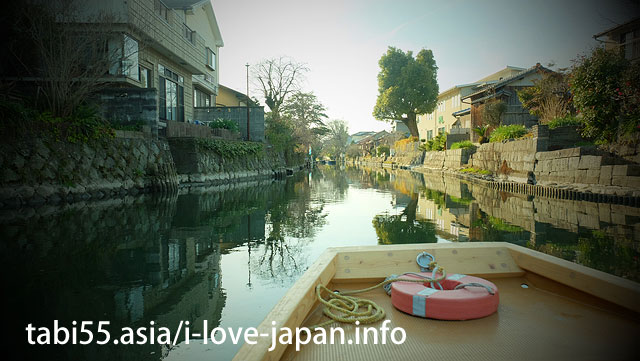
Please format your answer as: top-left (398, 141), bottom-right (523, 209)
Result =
top-left (213, 0), bottom-right (639, 133)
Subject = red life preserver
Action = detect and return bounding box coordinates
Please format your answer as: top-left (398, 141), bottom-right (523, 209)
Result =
top-left (391, 272), bottom-right (499, 320)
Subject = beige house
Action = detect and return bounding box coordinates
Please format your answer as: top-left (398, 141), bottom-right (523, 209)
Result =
top-left (85, 0), bottom-right (223, 130)
top-left (417, 66), bottom-right (525, 142)
top-left (215, 84), bottom-right (250, 107)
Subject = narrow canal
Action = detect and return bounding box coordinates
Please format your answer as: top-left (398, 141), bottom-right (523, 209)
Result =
top-left (3, 165), bottom-right (639, 360)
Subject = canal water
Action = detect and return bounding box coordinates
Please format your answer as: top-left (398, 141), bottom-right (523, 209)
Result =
top-left (3, 165), bottom-right (639, 360)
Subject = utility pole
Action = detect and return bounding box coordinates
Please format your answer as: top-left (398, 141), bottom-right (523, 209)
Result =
top-left (246, 63), bottom-right (250, 141)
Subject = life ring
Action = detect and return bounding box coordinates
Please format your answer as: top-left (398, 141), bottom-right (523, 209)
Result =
top-left (390, 272), bottom-right (499, 320)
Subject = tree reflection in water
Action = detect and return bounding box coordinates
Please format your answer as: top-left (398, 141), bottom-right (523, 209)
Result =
top-left (250, 172), bottom-right (328, 284)
top-left (373, 193), bottom-right (437, 245)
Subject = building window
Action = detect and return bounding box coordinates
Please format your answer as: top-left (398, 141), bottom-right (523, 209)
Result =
top-left (155, 0), bottom-right (169, 23)
top-left (451, 94), bottom-right (460, 108)
top-left (427, 112), bottom-right (434, 121)
top-left (158, 64), bottom-right (184, 122)
top-left (206, 48), bottom-right (216, 70)
top-left (438, 127), bottom-right (445, 135)
top-left (193, 88), bottom-right (211, 107)
top-left (621, 31), bottom-right (635, 60)
top-left (438, 115), bottom-right (444, 124)
top-left (427, 130), bottom-right (433, 140)
top-left (437, 101), bottom-right (445, 112)
top-left (139, 66), bottom-right (151, 88)
top-left (107, 34), bottom-right (139, 78)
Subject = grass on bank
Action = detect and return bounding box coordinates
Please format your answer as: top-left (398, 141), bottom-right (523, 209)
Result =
top-left (489, 125), bottom-right (528, 143)
top-left (460, 167), bottom-right (492, 175)
top-left (195, 138), bottom-right (264, 158)
top-left (450, 140), bottom-right (476, 150)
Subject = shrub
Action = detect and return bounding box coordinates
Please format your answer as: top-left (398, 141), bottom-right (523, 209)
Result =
top-left (518, 71), bottom-right (574, 123)
top-left (547, 115), bottom-right (582, 129)
top-left (421, 132), bottom-right (446, 151)
top-left (472, 125), bottom-right (490, 144)
top-left (1, 101), bottom-right (116, 143)
top-left (37, 104), bottom-right (115, 143)
top-left (489, 125), bottom-right (527, 143)
top-left (195, 138), bottom-right (263, 158)
top-left (376, 145), bottom-right (390, 157)
top-left (570, 48), bottom-right (640, 143)
top-left (394, 136), bottom-right (419, 148)
top-left (208, 118), bottom-right (239, 132)
top-left (450, 140), bottom-right (475, 150)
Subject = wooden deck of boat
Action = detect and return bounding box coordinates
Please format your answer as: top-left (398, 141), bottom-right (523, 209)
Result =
top-left (282, 275), bottom-right (639, 360)
top-left (233, 242), bottom-right (640, 361)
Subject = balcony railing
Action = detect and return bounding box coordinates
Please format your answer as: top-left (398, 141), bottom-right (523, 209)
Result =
top-left (183, 23), bottom-right (194, 44)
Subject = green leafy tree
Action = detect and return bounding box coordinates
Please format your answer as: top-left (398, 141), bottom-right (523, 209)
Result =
top-left (569, 48), bottom-right (640, 143)
top-left (265, 113), bottom-right (295, 152)
top-left (322, 119), bottom-right (349, 159)
top-left (282, 91), bottom-right (329, 154)
top-left (372, 195), bottom-right (437, 244)
top-left (373, 47), bottom-right (439, 137)
top-left (345, 143), bottom-right (361, 159)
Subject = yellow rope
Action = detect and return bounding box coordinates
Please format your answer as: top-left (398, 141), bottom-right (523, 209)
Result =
top-left (309, 266), bottom-right (446, 329)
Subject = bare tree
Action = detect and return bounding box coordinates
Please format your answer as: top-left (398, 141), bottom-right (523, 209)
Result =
top-left (252, 57), bottom-right (308, 121)
top-left (8, 0), bottom-right (143, 117)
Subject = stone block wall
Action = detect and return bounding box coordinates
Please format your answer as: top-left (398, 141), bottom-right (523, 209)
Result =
top-left (391, 141), bottom-right (424, 167)
top-left (470, 138), bottom-right (539, 182)
top-left (0, 134), bottom-right (178, 208)
top-left (533, 147), bottom-right (640, 187)
top-left (423, 148), bottom-right (473, 169)
top-left (529, 124), bottom-right (585, 150)
top-left (167, 138), bottom-right (287, 184)
top-left (444, 148), bottom-right (473, 169)
top-left (423, 151), bottom-right (445, 169)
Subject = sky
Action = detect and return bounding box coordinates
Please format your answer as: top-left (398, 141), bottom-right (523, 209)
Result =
top-left (212, 0), bottom-right (639, 134)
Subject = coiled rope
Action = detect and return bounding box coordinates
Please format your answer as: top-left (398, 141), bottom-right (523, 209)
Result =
top-left (309, 258), bottom-right (446, 329)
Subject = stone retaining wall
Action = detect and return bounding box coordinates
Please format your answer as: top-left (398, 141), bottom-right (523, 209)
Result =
top-left (391, 141), bottom-right (424, 166)
top-left (0, 133), bottom-right (178, 208)
top-left (534, 147), bottom-right (640, 187)
top-left (167, 138), bottom-right (289, 184)
top-left (444, 148), bottom-right (473, 169)
top-left (422, 151), bottom-right (445, 169)
top-left (470, 138), bottom-right (539, 183)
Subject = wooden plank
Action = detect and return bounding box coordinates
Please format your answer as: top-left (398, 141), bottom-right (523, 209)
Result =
top-left (507, 244), bottom-right (640, 313)
top-left (232, 249), bottom-right (337, 361)
top-left (332, 242), bottom-right (524, 280)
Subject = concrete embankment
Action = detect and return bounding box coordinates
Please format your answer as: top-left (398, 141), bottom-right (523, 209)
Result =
top-left (0, 132), bottom-right (303, 209)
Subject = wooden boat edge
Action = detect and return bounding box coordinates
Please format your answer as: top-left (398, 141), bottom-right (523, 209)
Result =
top-left (233, 242), bottom-right (640, 361)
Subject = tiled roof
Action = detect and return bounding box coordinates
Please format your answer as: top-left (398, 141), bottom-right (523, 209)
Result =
top-left (462, 63), bottom-right (552, 100)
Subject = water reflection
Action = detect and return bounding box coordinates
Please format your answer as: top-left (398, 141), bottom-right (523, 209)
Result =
top-left (358, 165), bottom-right (639, 281)
top-left (2, 164), bottom-right (639, 361)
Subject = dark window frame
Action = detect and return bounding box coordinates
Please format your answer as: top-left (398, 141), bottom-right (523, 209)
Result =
top-left (206, 48), bottom-right (216, 70)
